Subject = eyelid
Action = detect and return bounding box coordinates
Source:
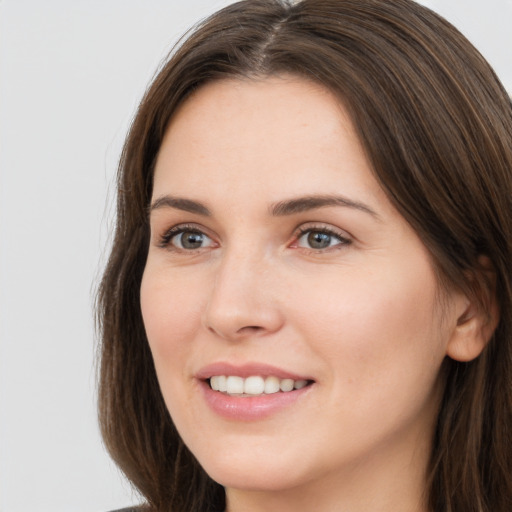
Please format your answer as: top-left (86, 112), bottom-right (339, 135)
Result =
top-left (157, 223), bottom-right (217, 250)
top-left (154, 221), bottom-right (352, 252)
top-left (289, 223), bottom-right (353, 250)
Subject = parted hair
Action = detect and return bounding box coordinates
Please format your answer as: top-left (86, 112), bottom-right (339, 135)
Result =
top-left (97, 1), bottom-right (512, 511)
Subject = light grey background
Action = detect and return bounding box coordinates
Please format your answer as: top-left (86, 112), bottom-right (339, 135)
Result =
top-left (0, 1), bottom-right (510, 511)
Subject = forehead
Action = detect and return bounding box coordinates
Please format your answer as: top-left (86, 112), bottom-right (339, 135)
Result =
top-left (152, 76), bottom-right (389, 214)
top-left (160, 76), bottom-right (349, 157)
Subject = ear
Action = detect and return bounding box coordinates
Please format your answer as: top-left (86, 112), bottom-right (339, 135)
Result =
top-left (446, 257), bottom-right (500, 362)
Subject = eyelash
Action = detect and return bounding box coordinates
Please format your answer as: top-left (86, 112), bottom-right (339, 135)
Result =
top-left (158, 224), bottom-right (208, 249)
top-left (157, 223), bottom-right (352, 253)
top-left (294, 225), bottom-right (352, 252)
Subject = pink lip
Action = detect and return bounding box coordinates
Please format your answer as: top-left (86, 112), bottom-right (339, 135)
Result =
top-left (196, 362), bottom-right (314, 422)
top-left (196, 361), bottom-right (312, 380)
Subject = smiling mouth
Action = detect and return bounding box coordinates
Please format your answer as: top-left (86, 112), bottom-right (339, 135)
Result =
top-left (208, 375), bottom-right (314, 397)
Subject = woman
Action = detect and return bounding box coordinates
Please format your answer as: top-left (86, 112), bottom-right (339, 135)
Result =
top-left (97, 1), bottom-right (512, 511)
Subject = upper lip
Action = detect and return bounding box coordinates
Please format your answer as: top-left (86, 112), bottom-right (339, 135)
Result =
top-left (196, 362), bottom-right (313, 381)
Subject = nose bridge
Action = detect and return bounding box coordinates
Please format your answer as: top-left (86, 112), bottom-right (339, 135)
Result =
top-left (203, 241), bottom-right (282, 340)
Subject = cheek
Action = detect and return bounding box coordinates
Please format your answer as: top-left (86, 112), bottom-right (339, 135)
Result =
top-left (140, 267), bottom-right (210, 432)
top-left (140, 268), bottom-right (204, 368)
top-left (294, 260), bottom-right (445, 385)
top-left (291, 263), bottom-right (447, 457)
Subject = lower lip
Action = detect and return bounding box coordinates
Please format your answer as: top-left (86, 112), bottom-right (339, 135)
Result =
top-left (199, 380), bottom-right (313, 421)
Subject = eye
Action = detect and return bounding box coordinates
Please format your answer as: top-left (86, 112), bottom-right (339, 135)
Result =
top-left (173, 230), bottom-right (213, 249)
top-left (160, 226), bottom-right (215, 251)
top-left (295, 227), bottom-right (351, 250)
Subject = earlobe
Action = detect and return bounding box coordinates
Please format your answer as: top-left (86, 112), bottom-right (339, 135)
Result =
top-left (446, 259), bottom-right (500, 362)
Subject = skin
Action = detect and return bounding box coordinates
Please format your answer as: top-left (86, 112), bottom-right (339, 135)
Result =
top-left (140, 76), bottom-right (481, 512)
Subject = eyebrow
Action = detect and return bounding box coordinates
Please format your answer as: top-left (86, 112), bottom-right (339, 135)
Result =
top-left (270, 194), bottom-right (380, 219)
top-left (149, 195), bottom-right (211, 216)
top-left (149, 193), bottom-right (379, 219)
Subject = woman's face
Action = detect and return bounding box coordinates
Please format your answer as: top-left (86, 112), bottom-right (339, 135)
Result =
top-left (141, 77), bottom-right (465, 498)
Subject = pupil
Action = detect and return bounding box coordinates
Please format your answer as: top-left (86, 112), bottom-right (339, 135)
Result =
top-left (308, 232), bottom-right (331, 249)
top-left (182, 231), bottom-right (203, 249)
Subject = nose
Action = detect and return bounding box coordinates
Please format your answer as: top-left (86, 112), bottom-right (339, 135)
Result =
top-left (202, 249), bottom-right (284, 342)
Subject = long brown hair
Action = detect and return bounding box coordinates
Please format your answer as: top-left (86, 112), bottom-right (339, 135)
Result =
top-left (97, 1), bottom-right (512, 511)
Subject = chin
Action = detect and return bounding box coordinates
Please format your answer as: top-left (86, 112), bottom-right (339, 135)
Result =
top-left (205, 461), bottom-right (308, 492)
top-left (190, 439), bottom-right (318, 492)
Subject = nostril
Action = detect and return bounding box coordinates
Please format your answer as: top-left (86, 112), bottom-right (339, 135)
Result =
top-left (237, 325), bottom-right (264, 334)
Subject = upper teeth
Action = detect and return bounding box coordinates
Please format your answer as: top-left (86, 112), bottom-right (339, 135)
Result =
top-left (209, 375), bottom-right (309, 396)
